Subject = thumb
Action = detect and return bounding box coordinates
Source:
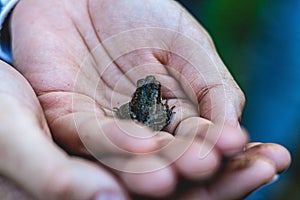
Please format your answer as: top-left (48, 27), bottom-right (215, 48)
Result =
top-left (0, 62), bottom-right (128, 200)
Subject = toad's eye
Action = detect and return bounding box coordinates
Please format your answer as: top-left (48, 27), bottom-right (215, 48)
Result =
top-left (137, 79), bottom-right (145, 87)
top-left (145, 75), bottom-right (156, 83)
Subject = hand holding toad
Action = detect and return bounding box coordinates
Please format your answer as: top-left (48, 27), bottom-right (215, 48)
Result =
top-left (4, 0), bottom-right (291, 199)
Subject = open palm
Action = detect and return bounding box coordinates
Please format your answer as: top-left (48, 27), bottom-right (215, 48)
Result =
top-left (9, 0), bottom-right (290, 199)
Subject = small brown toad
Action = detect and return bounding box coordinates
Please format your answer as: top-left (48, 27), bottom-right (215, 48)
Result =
top-left (114, 75), bottom-right (174, 131)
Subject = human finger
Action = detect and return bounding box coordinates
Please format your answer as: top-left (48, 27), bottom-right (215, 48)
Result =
top-left (158, 134), bottom-right (220, 181)
top-left (0, 175), bottom-right (33, 200)
top-left (48, 104), bottom-right (166, 156)
top-left (183, 143), bottom-right (291, 200)
top-left (0, 62), bottom-right (128, 200)
top-left (242, 143), bottom-right (291, 174)
top-left (176, 157), bottom-right (276, 200)
top-left (175, 117), bottom-right (248, 157)
top-left (116, 155), bottom-right (177, 197)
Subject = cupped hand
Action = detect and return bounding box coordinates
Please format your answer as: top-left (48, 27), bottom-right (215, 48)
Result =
top-left (0, 61), bottom-right (128, 200)
top-left (9, 0), bottom-right (291, 199)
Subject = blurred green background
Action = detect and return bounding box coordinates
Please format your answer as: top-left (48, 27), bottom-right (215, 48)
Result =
top-left (177, 0), bottom-right (300, 199)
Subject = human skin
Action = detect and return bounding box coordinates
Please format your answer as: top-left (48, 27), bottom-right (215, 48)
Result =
top-left (0, 61), bottom-right (128, 200)
top-left (0, 0), bottom-right (291, 199)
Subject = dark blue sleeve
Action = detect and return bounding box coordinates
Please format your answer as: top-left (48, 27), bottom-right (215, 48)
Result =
top-left (0, 0), bottom-right (19, 64)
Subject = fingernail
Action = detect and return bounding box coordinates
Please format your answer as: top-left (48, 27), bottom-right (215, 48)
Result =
top-left (94, 192), bottom-right (127, 200)
top-left (266, 174), bottom-right (280, 186)
top-left (258, 174), bottom-right (280, 191)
